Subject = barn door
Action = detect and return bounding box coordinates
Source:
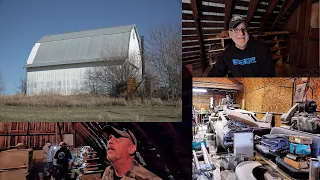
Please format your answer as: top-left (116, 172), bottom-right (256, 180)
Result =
top-left (306, 2), bottom-right (319, 68)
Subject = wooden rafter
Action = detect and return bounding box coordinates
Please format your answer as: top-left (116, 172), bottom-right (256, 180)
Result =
top-left (193, 81), bottom-right (243, 90)
top-left (271, 0), bottom-right (296, 31)
top-left (57, 122), bottom-right (63, 142)
top-left (132, 123), bottom-right (180, 179)
top-left (258, 0), bottom-right (280, 33)
top-left (224, 0), bottom-right (235, 30)
top-left (190, 0), bottom-right (207, 71)
top-left (246, 0), bottom-right (261, 23)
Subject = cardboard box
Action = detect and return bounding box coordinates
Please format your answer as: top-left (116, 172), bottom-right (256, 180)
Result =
top-left (0, 149), bottom-right (33, 169)
top-left (0, 168), bottom-right (27, 180)
top-left (289, 135), bottom-right (312, 144)
top-left (284, 157), bottom-right (309, 169)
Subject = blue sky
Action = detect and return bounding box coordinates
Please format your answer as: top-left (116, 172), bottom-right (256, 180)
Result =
top-left (0, 0), bottom-right (181, 94)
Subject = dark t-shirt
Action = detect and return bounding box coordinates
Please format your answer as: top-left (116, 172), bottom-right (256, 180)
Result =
top-left (54, 147), bottom-right (72, 165)
top-left (207, 36), bottom-right (275, 77)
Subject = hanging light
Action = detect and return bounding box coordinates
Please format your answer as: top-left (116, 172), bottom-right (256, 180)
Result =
top-left (192, 88), bottom-right (207, 93)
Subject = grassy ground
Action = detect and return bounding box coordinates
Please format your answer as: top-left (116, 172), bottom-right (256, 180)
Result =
top-left (0, 105), bottom-right (181, 121)
top-left (0, 95), bottom-right (181, 121)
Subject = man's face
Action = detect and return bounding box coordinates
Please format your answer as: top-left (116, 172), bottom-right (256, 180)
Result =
top-left (229, 23), bottom-right (249, 49)
top-left (106, 134), bottom-right (134, 162)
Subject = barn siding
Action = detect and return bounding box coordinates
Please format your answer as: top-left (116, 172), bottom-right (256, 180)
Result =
top-left (27, 64), bottom-right (88, 95)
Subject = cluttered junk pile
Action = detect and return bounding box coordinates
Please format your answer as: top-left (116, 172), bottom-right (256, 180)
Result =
top-left (0, 145), bottom-right (104, 180)
top-left (255, 99), bottom-right (320, 179)
top-left (193, 94), bottom-right (320, 179)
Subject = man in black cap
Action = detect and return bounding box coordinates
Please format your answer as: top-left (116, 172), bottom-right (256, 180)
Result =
top-left (54, 142), bottom-right (72, 180)
top-left (207, 15), bottom-right (275, 77)
top-left (101, 125), bottom-right (161, 180)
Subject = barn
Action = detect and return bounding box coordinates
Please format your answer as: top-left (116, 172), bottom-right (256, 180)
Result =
top-left (26, 24), bottom-right (142, 96)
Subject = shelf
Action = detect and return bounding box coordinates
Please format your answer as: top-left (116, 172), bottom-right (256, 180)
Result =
top-left (83, 170), bottom-right (104, 175)
top-left (263, 31), bottom-right (290, 35)
top-left (84, 164), bottom-right (101, 167)
top-left (264, 40), bottom-right (285, 44)
top-left (208, 48), bottom-right (225, 53)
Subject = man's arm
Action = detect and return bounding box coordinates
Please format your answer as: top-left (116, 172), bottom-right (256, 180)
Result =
top-left (54, 149), bottom-right (59, 159)
top-left (206, 53), bottom-right (228, 77)
top-left (43, 146), bottom-right (48, 154)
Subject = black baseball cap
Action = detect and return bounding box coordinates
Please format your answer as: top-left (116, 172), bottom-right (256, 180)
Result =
top-left (229, 15), bottom-right (248, 29)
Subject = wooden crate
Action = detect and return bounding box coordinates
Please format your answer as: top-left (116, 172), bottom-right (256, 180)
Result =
top-left (0, 168), bottom-right (27, 180)
top-left (0, 149), bottom-right (33, 169)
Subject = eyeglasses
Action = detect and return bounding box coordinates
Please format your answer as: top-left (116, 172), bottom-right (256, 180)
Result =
top-left (229, 28), bottom-right (248, 33)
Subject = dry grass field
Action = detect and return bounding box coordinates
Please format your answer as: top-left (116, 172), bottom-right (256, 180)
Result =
top-left (0, 95), bottom-right (181, 121)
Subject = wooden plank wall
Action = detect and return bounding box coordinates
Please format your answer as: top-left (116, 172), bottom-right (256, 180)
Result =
top-left (193, 92), bottom-right (230, 110)
top-left (0, 122), bottom-right (79, 150)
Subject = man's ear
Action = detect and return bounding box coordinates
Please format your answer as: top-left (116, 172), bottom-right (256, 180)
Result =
top-left (129, 145), bottom-right (137, 155)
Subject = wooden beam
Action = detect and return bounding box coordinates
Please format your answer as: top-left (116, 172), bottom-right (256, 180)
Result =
top-left (182, 51), bottom-right (200, 58)
top-left (132, 123), bottom-right (181, 179)
top-left (193, 81), bottom-right (243, 90)
top-left (300, 0), bottom-right (313, 66)
top-left (183, 55), bottom-right (201, 62)
top-left (182, 40), bottom-right (199, 47)
top-left (271, 0), bottom-right (296, 31)
top-left (200, 15), bottom-right (225, 21)
top-left (190, 0), bottom-right (207, 71)
top-left (57, 122), bottom-right (63, 142)
top-left (182, 46), bottom-right (200, 52)
top-left (224, 0), bottom-right (235, 30)
top-left (246, 0), bottom-right (261, 23)
top-left (182, 22), bottom-right (196, 28)
top-left (258, 0), bottom-right (280, 33)
top-left (182, 35), bottom-right (198, 41)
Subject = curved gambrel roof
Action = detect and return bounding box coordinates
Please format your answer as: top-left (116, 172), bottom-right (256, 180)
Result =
top-left (182, 0), bottom-right (305, 71)
top-left (26, 25), bottom-right (140, 68)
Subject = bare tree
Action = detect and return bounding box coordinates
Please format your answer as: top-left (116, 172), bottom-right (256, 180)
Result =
top-left (16, 77), bottom-right (27, 95)
top-left (145, 23), bottom-right (182, 100)
top-left (0, 71), bottom-right (5, 94)
top-left (83, 49), bottom-right (141, 96)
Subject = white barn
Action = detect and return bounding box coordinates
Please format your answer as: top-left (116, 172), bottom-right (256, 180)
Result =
top-left (26, 24), bottom-right (141, 95)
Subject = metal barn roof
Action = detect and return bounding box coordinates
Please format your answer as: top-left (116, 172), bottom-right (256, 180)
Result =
top-left (26, 24), bottom-right (139, 68)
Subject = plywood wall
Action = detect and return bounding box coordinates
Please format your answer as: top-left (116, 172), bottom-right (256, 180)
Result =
top-left (241, 78), bottom-right (320, 126)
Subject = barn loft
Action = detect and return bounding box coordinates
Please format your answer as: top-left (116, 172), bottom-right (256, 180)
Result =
top-left (192, 77), bottom-right (320, 179)
top-left (0, 122), bottom-right (190, 180)
top-left (26, 24), bottom-right (142, 95)
top-left (182, 0), bottom-right (319, 77)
